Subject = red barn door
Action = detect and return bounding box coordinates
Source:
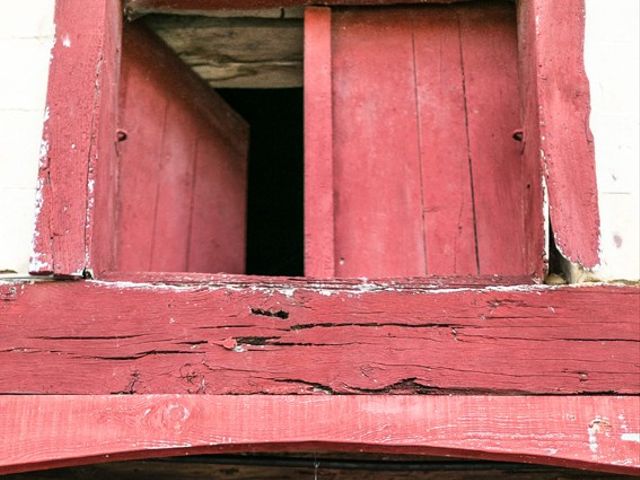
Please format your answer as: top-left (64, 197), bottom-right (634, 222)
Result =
top-left (306, 2), bottom-right (538, 278)
top-left (116, 23), bottom-right (249, 274)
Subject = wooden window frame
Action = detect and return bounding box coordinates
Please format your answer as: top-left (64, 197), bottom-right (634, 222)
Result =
top-left (30, 0), bottom-right (601, 279)
top-left (1, 0), bottom-right (637, 476)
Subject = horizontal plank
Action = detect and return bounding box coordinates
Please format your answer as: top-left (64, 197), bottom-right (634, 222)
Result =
top-left (0, 395), bottom-right (638, 475)
top-left (126, 0), bottom-right (474, 17)
top-left (0, 280), bottom-right (638, 395)
top-left (99, 271), bottom-right (539, 287)
top-left (130, 7), bottom-right (304, 18)
top-left (145, 15), bottom-right (303, 88)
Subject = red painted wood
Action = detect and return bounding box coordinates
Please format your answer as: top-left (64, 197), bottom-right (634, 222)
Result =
top-left (332, 9), bottom-right (426, 277)
top-left (413, 8), bottom-right (477, 275)
top-left (304, 7), bottom-right (335, 278)
top-left (30, 0), bottom-right (121, 277)
top-left (89, 0), bottom-right (123, 277)
top-left (516, 0), bottom-right (546, 279)
top-left (0, 395), bottom-right (638, 475)
top-left (1, 281), bottom-right (637, 395)
top-left (457, 3), bottom-right (526, 275)
top-left (116, 23), bottom-right (248, 274)
top-left (99, 271), bottom-right (537, 286)
top-left (315, 2), bottom-right (533, 278)
top-left (520, 0), bottom-right (599, 268)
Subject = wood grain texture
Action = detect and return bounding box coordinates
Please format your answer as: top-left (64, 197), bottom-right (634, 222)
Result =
top-left (145, 15), bottom-right (303, 88)
top-left (7, 457), bottom-right (630, 480)
top-left (518, 0), bottom-right (600, 268)
top-left (116, 23), bottom-right (248, 274)
top-left (304, 7), bottom-right (335, 277)
top-left (516, 0), bottom-right (546, 279)
top-left (0, 395), bottom-right (637, 475)
top-left (331, 8), bottom-right (426, 277)
top-left (0, 280), bottom-right (637, 395)
top-left (457, 3), bottom-right (525, 275)
top-left (125, 0), bottom-right (476, 16)
top-left (30, 0), bottom-right (121, 277)
top-left (321, 2), bottom-right (533, 277)
top-left (413, 8), bottom-right (477, 275)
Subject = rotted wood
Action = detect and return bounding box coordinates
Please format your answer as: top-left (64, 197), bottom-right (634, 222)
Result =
top-left (143, 14), bottom-right (303, 88)
top-left (0, 395), bottom-right (637, 475)
top-left (0, 279), bottom-right (637, 395)
top-left (6, 456), bottom-right (633, 480)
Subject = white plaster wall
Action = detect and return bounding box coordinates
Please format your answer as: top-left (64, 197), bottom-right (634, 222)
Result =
top-left (585, 0), bottom-right (640, 281)
top-left (0, 1), bottom-right (55, 276)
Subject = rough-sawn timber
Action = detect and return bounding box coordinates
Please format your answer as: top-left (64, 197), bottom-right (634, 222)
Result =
top-left (0, 278), bottom-right (638, 395)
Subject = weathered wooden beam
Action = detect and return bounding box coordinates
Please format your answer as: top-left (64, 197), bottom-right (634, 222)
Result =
top-left (0, 279), bottom-right (637, 395)
top-left (144, 15), bottom-right (303, 88)
top-left (125, 0), bottom-right (473, 17)
top-left (0, 395), bottom-right (638, 475)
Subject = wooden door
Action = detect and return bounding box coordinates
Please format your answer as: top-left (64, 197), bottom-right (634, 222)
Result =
top-left (115, 23), bottom-right (249, 274)
top-left (306, 1), bottom-right (535, 278)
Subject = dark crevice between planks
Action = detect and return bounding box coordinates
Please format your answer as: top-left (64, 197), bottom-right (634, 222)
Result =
top-left (250, 307), bottom-right (290, 319)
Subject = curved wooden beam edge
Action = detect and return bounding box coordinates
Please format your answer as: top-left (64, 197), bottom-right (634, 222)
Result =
top-left (0, 395), bottom-right (638, 475)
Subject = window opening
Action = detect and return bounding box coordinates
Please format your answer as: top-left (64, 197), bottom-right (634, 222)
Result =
top-left (218, 88), bottom-right (304, 276)
top-left (114, 12), bottom-right (304, 276)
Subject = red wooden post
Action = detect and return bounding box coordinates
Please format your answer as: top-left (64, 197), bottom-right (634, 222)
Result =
top-left (304, 7), bottom-right (335, 278)
top-left (31, 0), bottom-right (122, 277)
top-left (518, 0), bottom-right (600, 268)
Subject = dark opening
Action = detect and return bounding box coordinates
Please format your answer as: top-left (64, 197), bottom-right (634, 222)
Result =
top-left (217, 89), bottom-right (304, 277)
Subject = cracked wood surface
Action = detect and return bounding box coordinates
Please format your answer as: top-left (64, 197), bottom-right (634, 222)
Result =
top-left (0, 395), bottom-right (638, 475)
top-left (0, 280), bottom-right (637, 395)
top-left (31, 0), bottom-right (121, 277)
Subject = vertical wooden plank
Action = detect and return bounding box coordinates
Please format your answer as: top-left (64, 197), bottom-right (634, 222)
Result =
top-left (188, 130), bottom-right (248, 274)
top-left (331, 9), bottom-right (426, 278)
top-left (526, 0), bottom-right (600, 269)
top-left (517, 0), bottom-right (546, 279)
top-left (413, 8), bottom-right (477, 275)
top-left (115, 23), bottom-right (248, 274)
top-left (30, 0), bottom-right (120, 277)
top-left (304, 7), bottom-right (335, 277)
top-left (88, 0), bottom-right (123, 276)
top-left (457, 2), bottom-right (526, 275)
top-left (149, 102), bottom-right (197, 272)
top-left (116, 28), bottom-right (167, 271)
